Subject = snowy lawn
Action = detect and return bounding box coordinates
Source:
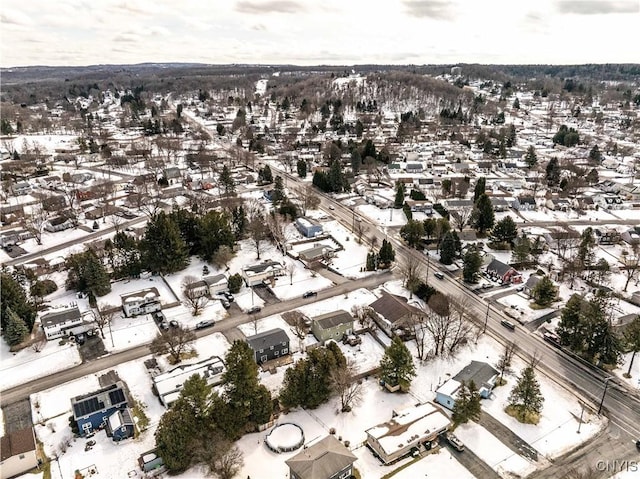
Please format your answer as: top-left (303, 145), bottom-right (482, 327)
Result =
top-left (390, 448), bottom-right (476, 479)
top-left (0, 339), bottom-right (82, 390)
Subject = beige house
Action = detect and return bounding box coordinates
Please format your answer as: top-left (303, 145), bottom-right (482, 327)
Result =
top-left (285, 435), bottom-right (356, 479)
top-left (1, 428), bottom-right (39, 479)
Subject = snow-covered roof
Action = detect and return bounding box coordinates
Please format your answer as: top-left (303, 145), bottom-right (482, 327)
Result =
top-left (153, 356), bottom-right (225, 406)
top-left (366, 403), bottom-right (451, 456)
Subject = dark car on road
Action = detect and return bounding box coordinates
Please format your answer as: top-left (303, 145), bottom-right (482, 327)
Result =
top-left (302, 291), bottom-right (318, 298)
top-left (247, 306), bottom-right (262, 314)
top-left (195, 320), bottom-right (215, 330)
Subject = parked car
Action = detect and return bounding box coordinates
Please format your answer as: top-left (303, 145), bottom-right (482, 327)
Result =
top-left (543, 332), bottom-right (561, 347)
top-left (444, 432), bottom-right (465, 452)
top-left (343, 334), bottom-right (362, 346)
top-left (195, 320), bottom-right (215, 330)
top-left (169, 320), bottom-right (179, 328)
top-left (159, 320), bottom-right (170, 331)
top-left (247, 306), bottom-right (262, 314)
top-left (75, 333), bottom-right (86, 345)
top-left (434, 272), bottom-right (445, 280)
top-left (221, 292), bottom-right (234, 302)
top-left (152, 311), bottom-right (166, 323)
top-left (302, 291), bottom-right (318, 298)
top-left (220, 298), bottom-right (231, 309)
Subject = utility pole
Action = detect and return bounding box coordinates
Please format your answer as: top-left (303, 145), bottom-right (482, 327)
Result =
top-left (576, 401), bottom-right (585, 433)
top-left (483, 301), bottom-right (490, 333)
top-left (597, 377), bottom-right (613, 415)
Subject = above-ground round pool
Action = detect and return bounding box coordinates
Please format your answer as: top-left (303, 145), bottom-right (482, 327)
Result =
top-left (265, 423), bottom-right (305, 453)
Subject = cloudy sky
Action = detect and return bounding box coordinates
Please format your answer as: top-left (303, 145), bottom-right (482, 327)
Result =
top-left (2, 0), bottom-right (639, 67)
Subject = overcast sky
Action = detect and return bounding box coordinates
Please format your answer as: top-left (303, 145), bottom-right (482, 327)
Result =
top-left (2, 0), bottom-right (639, 67)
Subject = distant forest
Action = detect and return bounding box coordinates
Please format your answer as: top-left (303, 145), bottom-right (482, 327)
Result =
top-left (1, 62), bottom-right (638, 106)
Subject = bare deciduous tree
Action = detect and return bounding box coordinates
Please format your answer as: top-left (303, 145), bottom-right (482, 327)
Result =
top-left (330, 359), bottom-right (363, 412)
top-left (450, 207), bottom-right (473, 232)
top-left (496, 341), bottom-right (518, 383)
top-left (621, 245), bottom-right (640, 291)
top-left (353, 220), bottom-right (368, 244)
top-left (247, 215), bottom-right (269, 260)
top-left (149, 326), bottom-right (197, 363)
top-left (294, 185), bottom-right (321, 216)
top-left (23, 203), bottom-right (48, 245)
top-left (95, 303), bottom-right (117, 339)
top-left (182, 275), bottom-right (210, 316)
top-left (399, 254), bottom-right (424, 297)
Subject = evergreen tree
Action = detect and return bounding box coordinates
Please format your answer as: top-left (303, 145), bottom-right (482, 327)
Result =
top-left (1, 272), bottom-right (37, 332)
top-left (219, 165), bottom-right (235, 197)
top-left (231, 205), bottom-right (247, 240)
top-left (490, 216), bottom-right (518, 245)
top-left (452, 380), bottom-right (481, 425)
top-left (394, 182), bottom-right (405, 209)
top-left (440, 231), bottom-right (458, 265)
top-left (508, 366), bottom-right (544, 422)
top-left (327, 160), bottom-right (348, 193)
top-left (589, 144), bottom-right (602, 164)
top-left (366, 251), bottom-right (378, 271)
top-left (228, 274), bottom-right (243, 294)
top-left (142, 212), bottom-right (189, 274)
top-left (272, 176), bottom-right (286, 206)
top-left (296, 159), bottom-right (307, 178)
top-left (473, 177), bottom-right (486, 203)
top-left (379, 336), bottom-right (416, 392)
top-left (378, 239), bottom-right (395, 267)
top-left (221, 341), bottom-right (273, 438)
top-left (524, 145), bottom-right (537, 168)
top-left (473, 194), bottom-right (495, 233)
top-left (531, 276), bottom-right (557, 307)
top-left (557, 294), bottom-right (586, 352)
top-left (66, 249), bottom-right (111, 297)
top-left (512, 97), bottom-right (520, 109)
top-left (546, 158), bottom-right (561, 187)
top-left (623, 316), bottom-right (640, 377)
top-left (399, 219), bottom-right (425, 248)
top-left (350, 150), bottom-right (361, 174)
top-left (511, 234), bottom-right (532, 266)
top-left (462, 246), bottom-right (482, 282)
top-left (4, 307), bottom-right (30, 346)
top-left (279, 343), bottom-right (346, 409)
top-left (259, 165), bottom-right (273, 183)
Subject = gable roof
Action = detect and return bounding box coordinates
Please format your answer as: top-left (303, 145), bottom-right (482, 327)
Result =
top-left (71, 381), bottom-right (128, 419)
top-left (0, 428), bottom-right (36, 461)
top-left (246, 328), bottom-right (289, 350)
top-left (453, 360), bottom-right (499, 387)
top-left (285, 435), bottom-right (356, 479)
top-left (313, 310), bottom-right (353, 330)
top-left (203, 274), bottom-right (227, 286)
top-left (243, 261), bottom-right (283, 274)
top-left (486, 258), bottom-right (514, 276)
top-left (369, 291), bottom-right (422, 324)
top-left (41, 306), bottom-right (82, 328)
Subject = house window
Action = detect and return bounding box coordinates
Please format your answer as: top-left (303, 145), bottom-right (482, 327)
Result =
top-left (274, 351), bottom-right (279, 357)
top-left (259, 349), bottom-right (264, 353)
top-left (282, 348), bottom-right (288, 354)
top-left (270, 346), bottom-right (274, 350)
top-left (19, 454), bottom-right (25, 459)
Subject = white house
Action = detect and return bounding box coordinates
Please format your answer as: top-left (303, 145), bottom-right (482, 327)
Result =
top-left (40, 305), bottom-right (93, 340)
top-left (241, 261), bottom-right (284, 287)
top-left (153, 356), bottom-right (225, 407)
top-left (0, 428), bottom-right (39, 479)
top-left (121, 287), bottom-right (161, 317)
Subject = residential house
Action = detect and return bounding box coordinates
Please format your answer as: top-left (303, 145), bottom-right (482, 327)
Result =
top-left (513, 195), bottom-right (536, 211)
top-left (311, 310), bottom-right (354, 343)
top-left (105, 407), bottom-right (135, 442)
top-left (404, 199), bottom-right (433, 214)
top-left (0, 229), bottom-right (30, 248)
top-left (183, 279), bottom-right (209, 298)
top-left (203, 274), bottom-right (228, 296)
top-left (369, 291), bottom-right (424, 338)
top-left (40, 305), bottom-right (92, 340)
top-left (44, 216), bottom-right (74, 233)
top-left (299, 244), bottom-right (335, 263)
top-left (242, 261), bottom-right (284, 287)
top-left (443, 199), bottom-right (474, 211)
top-left (41, 194), bottom-right (67, 212)
top-left (543, 229), bottom-right (580, 251)
top-left (120, 288), bottom-right (161, 317)
top-left (295, 217), bottom-right (323, 238)
top-left (595, 194), bottom-right (624, 210)
top-left (621, 227), bottom-right (640, 246)
top-left (163, 167), bottom-right (182, 183)
top-left (153, 356), bottom-right (225, 408)
top-left (71, 382), bottom-right (129, 436)
top-left (0, 428), bottom-right (39, 479)
top-left (406, 162), bottom-right (424, 174)
top-left (594, 228), bottom-right (620, 245)
top-left (435, 361), bottom-right (499, 410)
top-left (491, 198), bottom-right (512, 212)
top-left (246, 328), bottom-right (290, 364)
top-left (546, 197), bottom-right (572, 212)
top-left (12, 181), bottom-right (32, 196)
top-left (523, 275), bottom-right (542, 298)
top-left (285, 435), bottom-right (357, 479)
top-left (0, 204), bottom-right (25, 224)
top-left (365, 402), bottom-right (451, 464)
top-left (486, 258), bottom-right (522, 284)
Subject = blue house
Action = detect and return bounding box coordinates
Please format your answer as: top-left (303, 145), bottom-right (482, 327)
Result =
top-left (71, 382), bottom-right (129, 436)
top-left (435, 361), bottom-right (499, 410)
top-left (295, 217), bottom-right (323, 238)
top-left (105, 407), bottom-right (135, 441)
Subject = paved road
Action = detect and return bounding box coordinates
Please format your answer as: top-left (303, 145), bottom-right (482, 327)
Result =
top-left (272, 165), bottom-right (640, 470)
top-left (0, 272), bottom-right (391, 406)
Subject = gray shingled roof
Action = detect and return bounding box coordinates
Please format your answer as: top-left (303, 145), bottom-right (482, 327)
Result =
top-left (246, 328), bottom-right (289, 350)
top-left (369, 291), bottom-right (422, 324)
top-left (313, 310), bottom-right (353, 330)
top-left (285, 435), bottom-right (356, 479)
top-left (453, 361), bottom-right (498, 387)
